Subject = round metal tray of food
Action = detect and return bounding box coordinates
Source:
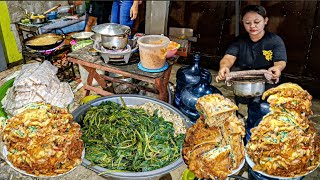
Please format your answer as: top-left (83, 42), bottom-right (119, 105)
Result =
top-left (2, 145), bottom-right (85, 178)
top-left (245, 151), bottom-right (320, 180)
top-left (72, 94), bottom-right (192, 179)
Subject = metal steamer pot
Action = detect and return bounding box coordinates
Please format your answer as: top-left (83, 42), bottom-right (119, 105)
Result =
top-left (92, 23), bottom-right (131, 50)
top-left (231, 80), bottom-right (266, 97)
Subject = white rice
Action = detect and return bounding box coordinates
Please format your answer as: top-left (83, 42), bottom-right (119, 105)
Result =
top-left (131, 102), bottom-right (187, 136)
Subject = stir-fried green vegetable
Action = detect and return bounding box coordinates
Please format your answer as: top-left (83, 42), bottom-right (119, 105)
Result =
top-left (81, 101), bottom-right (184, 172)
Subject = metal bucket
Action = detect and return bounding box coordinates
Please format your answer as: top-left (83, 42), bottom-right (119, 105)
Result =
top-left (108, 72), bottom-right (137, 94)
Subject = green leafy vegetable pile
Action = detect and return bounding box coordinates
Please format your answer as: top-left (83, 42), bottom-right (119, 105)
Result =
top-left (81, 101), bottom-right (184, 172)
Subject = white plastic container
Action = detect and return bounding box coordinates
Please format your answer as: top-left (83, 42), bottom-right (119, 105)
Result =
top-left (79, 60), bottom-right (105, 86)
top-left (137, 35), bottom-right (170, 69)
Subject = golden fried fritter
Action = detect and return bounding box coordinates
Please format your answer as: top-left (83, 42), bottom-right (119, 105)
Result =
top-left (262, 83), bottom-right (312, 100)
top-left (196, 94), bottom-right (238, 127)
top-left (247, 113), bottom-right (320, 177)
top-left (262, 83), bottom-right (313, 115)
top-left (201, 146), bottom-right (232, 179)
top-left (3, 103), bottom-right (84, 176)
top-left (266, 95), bottom-right (313, 115)
top-left (183, 94), bottom-right (245, 180)
top-left (221, 115), bottom-right (245, 169)
top-left (183, 118), bottom-right (223, 164)
top-left (183, 117), bottom-right (245, 179)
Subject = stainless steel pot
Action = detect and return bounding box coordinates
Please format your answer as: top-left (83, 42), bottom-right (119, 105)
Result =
top-left (30, 14), bottom-right (46, 24)
top-left (232, 80), bottom-right (265, 97)
top-left (92, 23), bottom-right (131, 50)
top-left (101, 35), bottom-right (129, 50)
top-left (30, 18), bottom-right (46, 24)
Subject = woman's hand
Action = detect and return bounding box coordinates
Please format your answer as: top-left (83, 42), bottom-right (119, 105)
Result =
top-left (268, 66), bottom-right (281, 78)
top-left (268, 61), bottom-right (286, 83)
top-left (215, 54), bottom-right (236, 82)
top-left (268, 66), bottom-right (281, 83)
top-left (130, 1), bottom-right (139, 20)
top-left (215, 67), bottom-right (230, 82)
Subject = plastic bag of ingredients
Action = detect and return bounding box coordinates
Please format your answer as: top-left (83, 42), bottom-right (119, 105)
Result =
top-left (71, 40), bottom-right (93, 51)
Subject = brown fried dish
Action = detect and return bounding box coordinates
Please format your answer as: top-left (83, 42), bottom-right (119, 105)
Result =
top-left (183, 94), bottom-right (245, 180)
top-left (195, 94), bottom-right (238, 127)
top-left (262, 83), bottom-right (313, 116)
top-left (2, 103), bottom-right (84, 176)
top-left (247, 83), bottom-right (320, 177)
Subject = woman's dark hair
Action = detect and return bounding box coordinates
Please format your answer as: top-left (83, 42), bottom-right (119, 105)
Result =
top-left (241, 5), bottom-right (267, 18)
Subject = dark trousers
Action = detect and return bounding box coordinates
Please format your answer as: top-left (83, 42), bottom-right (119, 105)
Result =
top-left (235, 96), bottom-right (270, 134)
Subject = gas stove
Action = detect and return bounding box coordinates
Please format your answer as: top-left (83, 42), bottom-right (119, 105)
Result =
top-left (93, 40), bottom-right (138, 64)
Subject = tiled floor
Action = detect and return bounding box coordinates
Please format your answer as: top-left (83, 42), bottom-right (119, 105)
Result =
top-left (0, 61), bottom-right (319, 179)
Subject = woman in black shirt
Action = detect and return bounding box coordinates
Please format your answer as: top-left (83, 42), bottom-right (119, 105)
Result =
top-left (216, 5), bottom-right (287, 135)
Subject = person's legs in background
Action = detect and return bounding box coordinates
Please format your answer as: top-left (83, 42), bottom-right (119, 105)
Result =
top-left (103, 1), bottom-right (113, 24)
top-left (246, 97), bottom-right (270, 133)
top-left (85, 2), bottom-right (97, 32)
top-left (85, 16), bottom-right (97, 32)
top-left (95, 1), bottom-right (113, 24)
top-left (111, 0), bottom-right (135, 38)
top-left (119, 0), bottom-right (134, 28)
top-left (111, 0), bottom-right (121, 24)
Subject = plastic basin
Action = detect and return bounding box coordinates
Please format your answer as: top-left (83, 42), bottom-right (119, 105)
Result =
top-left (137, 35), bottom-right (170, 69)
top-left (166, 49), bottom-right (178, 58)
top-left (47, 11), bottom-right (58, 20)
top-left (166, 41), bottom-right (180, 58)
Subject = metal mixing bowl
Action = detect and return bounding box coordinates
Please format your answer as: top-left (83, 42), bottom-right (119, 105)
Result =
top-left (72, 32), bottom-right (95, 41)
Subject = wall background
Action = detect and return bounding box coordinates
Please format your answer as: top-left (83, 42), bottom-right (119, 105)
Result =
top-left (0, 1), bottom-right (22, 64)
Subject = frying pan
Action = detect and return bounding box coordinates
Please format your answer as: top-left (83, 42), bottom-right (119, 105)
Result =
top-left (24, 33), bottom-right (65, 50)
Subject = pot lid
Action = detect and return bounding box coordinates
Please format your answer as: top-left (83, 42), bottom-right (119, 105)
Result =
top-left (92, 23), bottom-right (131, 36)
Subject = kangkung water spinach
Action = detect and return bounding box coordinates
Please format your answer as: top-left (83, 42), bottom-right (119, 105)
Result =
top-left (81, 101), bottom-right (184, 172)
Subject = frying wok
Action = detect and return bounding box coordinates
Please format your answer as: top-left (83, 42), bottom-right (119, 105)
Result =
top-left (24, 33), bottom-right (65, 50)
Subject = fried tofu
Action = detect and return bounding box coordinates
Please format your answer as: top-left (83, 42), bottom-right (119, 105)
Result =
top-left (196, 94), bottom-right (238, 127)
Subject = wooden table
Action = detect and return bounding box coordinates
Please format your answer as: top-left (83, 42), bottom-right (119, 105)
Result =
top-left (68, 45), bottom-right (178, 103)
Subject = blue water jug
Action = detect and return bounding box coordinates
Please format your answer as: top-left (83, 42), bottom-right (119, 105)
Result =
top-left (174, 53), bottom-right (212, 107)
top-left (179, 75), bottom-right (222, 123)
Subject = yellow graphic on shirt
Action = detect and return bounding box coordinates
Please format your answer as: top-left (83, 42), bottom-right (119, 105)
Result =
top-left (263, 50), bottom-right (273, 61)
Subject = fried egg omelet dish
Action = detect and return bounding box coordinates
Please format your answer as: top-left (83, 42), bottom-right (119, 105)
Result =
top-left (247, 83), bottom-right (320, 177)
top-left (183, 94), bottom-right (245, 180)
top-left (2, 103), bottom-right (84, 176)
